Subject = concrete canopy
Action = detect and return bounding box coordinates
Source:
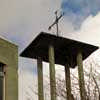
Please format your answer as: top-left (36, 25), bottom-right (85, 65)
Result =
top-left (20, 32), bottom-right (98, 68)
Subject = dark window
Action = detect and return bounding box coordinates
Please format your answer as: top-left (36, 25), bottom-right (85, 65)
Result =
top-left (0, 63), bottom-right (5, 100)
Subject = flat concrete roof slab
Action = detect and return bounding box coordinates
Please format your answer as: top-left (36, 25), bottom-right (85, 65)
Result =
top-left (20, 32), bottom-right (98, 68)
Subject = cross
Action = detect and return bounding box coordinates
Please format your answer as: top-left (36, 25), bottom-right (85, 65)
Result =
top-left (48, 10), bottom-right (64, 36)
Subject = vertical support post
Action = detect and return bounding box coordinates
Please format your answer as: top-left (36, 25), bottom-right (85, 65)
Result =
top-left (49, 45), bottom-right (56, 100)
top-left (65, 65), bottom-right (72, 100)
top-left (37, 57), bottom-right (44, 100)
top-left (77, 50), bottom-right (86, 100)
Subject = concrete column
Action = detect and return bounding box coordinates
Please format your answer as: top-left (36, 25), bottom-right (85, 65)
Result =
top-left (77, 50), bottom-right (86, 100)
top-left (65, 65), bottom-right (72, 100)
top-left (37, 57), bottom-right (44, 100)
top-left (49, 45), bottom-right (56, 100)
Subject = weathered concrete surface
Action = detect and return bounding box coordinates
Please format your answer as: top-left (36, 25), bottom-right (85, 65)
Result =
top-left (65, 65), bottom-right (72, 100)
top-left (37, 57), bottom-right (44, 100)
top-left (49, 45), bottom-right (56, 100)
top-left (0, 38), bottom-right (18, 100)
top-left (77, 50), bottom-right (86, 100)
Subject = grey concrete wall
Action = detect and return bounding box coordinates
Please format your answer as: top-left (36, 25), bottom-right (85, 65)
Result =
top-left (0, 38), bottom-right (18, 100)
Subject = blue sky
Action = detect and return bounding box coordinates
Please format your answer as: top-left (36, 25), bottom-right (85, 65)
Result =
top-left (61, 0), bottom-right (100, 29)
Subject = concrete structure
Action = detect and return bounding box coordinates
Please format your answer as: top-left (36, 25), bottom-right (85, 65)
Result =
top-left (20, 32), bottom-right (98, 100)
top-left (0, 38), bottom-right (18, 100)
top-left (37, 57), bottom-right (44, 100)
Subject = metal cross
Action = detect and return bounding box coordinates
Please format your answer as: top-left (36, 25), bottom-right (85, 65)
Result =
top-left (48, 10), bottom-right (64, 36)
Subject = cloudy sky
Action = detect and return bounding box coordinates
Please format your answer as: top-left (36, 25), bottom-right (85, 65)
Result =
top-left (0, 0), bottom-right (100, 100)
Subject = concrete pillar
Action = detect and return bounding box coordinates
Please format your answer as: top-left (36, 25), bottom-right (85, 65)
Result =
top-left (37, 57), bottom-right (44, 100)
top-left (77, 50), bottom-right (86, 100)
top-left (65, 65), bottom-right (72, 100)
top-left (49, 45), bottom-right (56, 100)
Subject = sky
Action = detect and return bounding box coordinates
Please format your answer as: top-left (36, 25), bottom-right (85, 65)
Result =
top-left (61, 0), bottom-right (100, 29)
top-left (0, 0), bottom-right (100, 100)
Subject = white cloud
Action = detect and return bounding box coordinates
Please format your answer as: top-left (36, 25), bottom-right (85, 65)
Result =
top-left (76, 13), bottom-right (100, 46)
top-left (61, 12), bottom-right (100, 47)
top-left (0, 0), bottom-right (62, 52)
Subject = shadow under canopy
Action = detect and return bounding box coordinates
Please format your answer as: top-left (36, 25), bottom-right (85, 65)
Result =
top-left (20, 32), bottom-right (98, 68)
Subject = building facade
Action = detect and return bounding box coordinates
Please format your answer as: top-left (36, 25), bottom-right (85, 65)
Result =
top-left (0, 38), bottom-right (18, 100)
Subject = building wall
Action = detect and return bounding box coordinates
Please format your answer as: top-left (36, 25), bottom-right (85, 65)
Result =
top-left (0, 38), bottom-right (18, 100)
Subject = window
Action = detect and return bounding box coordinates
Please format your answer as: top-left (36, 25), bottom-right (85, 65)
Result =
top-left (0, 63), bottom-right (6, 100)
